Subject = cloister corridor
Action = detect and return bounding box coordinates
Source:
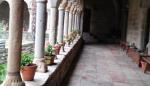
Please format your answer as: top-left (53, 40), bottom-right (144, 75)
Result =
top-left (1, 0), bottom-right (150, 86)
top-left (63, 33), bottom-right (150, 86)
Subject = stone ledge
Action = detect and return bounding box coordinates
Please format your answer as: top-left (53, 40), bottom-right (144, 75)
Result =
top-left (25, 37), bottom-right (83, 86)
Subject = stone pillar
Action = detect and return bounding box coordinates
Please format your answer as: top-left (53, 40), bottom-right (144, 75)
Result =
top-left (57, 3), bottom-right (66, 43)
top-left (34, 0), bottom-right (47, 73)
top-left (80, 10), bottom-right (84, 35)
top-left (28, 9), bottom-right (33, 32)
top-left (2, 0), bottom-right (25, 86)
top-left (74, 12), bottom-right (77, 30)
top-left (78, 14), bottom-right (80, 30)
top-left (75, 8), bottom-right (79, 31)
top-left (63, 3), bottom-right (71, 37)
top-left (68, 4), bottom-right (75, 35)
top-left (48, 0), bottom-right (59, 46)
top-left (48, 8), bottom-right (57, 46)
top-left (46, 9), bottom-right (51, 33)
top-left (72, 8), bottom-right (76, 31)
top-left (77, 9), bottom-right (81, 31)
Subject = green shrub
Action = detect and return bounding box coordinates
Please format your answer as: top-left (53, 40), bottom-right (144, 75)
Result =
top-left (21, 53), bottom-right (34, 67)
top-left (0, 64), bottom-right (7, 84)
top-left (45, 45), bottom-right (55, 56)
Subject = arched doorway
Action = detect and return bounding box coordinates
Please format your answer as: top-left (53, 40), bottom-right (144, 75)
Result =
top-left (0, 1), bottom-right (9, 32)
top-left (83, 8), bottom-right (91, 33)
top-left (23, 2), bottom-right (29, 31)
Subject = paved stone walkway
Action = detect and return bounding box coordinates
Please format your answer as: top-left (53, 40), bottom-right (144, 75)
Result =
top-left (66, 34), bottom-right (150, 86)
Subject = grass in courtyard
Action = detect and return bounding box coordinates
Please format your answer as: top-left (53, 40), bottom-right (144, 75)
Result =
top-left (0, 63), bottom-right (7, 84)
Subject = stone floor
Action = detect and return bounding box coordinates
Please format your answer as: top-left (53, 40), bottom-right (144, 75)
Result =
top-left (65, 33), bottom-right (150, 86)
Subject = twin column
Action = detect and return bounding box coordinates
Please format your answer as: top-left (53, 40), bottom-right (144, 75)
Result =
top-left (57, 4), bottom-right (66, 43)
top-left (34, 0), bottom-right (47, 73)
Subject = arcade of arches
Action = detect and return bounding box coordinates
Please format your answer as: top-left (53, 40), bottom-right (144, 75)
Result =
top-left (0, 0), bottom-right (150, 86)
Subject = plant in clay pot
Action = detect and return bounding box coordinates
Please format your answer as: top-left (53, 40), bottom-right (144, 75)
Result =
top-left (71, 30), bottom-right (78, 40)
top-left (20, 53), bottom-right (37, 81)
top-left (45, 44), bottom-right (56, 65)
top-left (54, 43), bottom-right (61, 55)
top-left (69, 33), bottom-right (75, 42)
top-left (64, 35), bottom-right (72, 45)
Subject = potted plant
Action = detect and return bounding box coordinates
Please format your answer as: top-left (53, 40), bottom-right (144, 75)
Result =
top-left (54, 43), bottom-right (61, 55)
top-left (45, 44), bottom-right (56, 65)
top-left (20, 53), bottom-right (37, 81)
top-left (64, 35), bottom-right (72, 45)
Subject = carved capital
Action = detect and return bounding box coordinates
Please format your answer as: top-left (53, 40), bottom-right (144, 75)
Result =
top-left (59, 2), bottom-right (67, 10)
top-left (65, 2), bottom-right (72, 11)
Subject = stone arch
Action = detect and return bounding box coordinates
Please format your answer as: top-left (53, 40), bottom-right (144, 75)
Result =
top-left (0, 1), bottom-right (9, 31)
top-left (56, 0), bottom-right (62, 8)
top-left (24, 0), bottom-right (30, 8)
top-left (0, 0), bottom-right (9, 5)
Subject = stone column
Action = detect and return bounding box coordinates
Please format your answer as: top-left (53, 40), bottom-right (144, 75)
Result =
top-left (72, 8), bottom-right (76, 31)
top-left (34, 0), bottom-right (47, 73)
top-left (57, 3), bottom-right (66, 44)
top-left (80, 10), bottom-right (84, 35)
top-left (74, 7), bottom-right (78, 31)
top-left (48, 8), bottom-right (57, 46)
top-left (48, 0), bottom-right (59, 46)
top-left (46, 9), bottom-right (51, 33)
top-left (63, 3), bottom-right (71, 37)
top-left (28, 9), bottom-right (33, 32)
top-left (77, 9), bottom-right (81, 31)
top-left (68, 4), bottom-right (75, 35)
top-left (2, 0), bottom-right (25, 86)
top-left (74, 12), bottom-right (77, 30)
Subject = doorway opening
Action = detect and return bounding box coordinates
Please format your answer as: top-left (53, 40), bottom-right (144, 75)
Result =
top-left (143, 8), bottom-right (150, 50)
top-left (83, 8), bottom-right (91, 33)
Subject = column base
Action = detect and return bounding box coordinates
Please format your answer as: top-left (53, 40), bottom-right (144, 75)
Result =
top-left (2, 75), bottom-right (25, 86)
top-left (33, 58), bottom-right (48, 73)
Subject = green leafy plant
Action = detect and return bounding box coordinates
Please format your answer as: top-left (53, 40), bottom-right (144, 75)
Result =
top-left (45, 44), bottom-right (55, 56)
top-left (64, 35), bottom-right (72, 44)
top-left (21, 53), bottom-right (34, 67)
top-left (0, 64), bottom-right (7, 84)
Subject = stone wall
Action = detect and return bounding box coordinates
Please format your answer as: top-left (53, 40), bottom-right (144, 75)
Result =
top-left (0, 32), bottom-right (34, 41)
top-left (0, 42), bottom-right (34, 64)
top-left (126, 0), bottom-right (147, 49)
top-left (0, 31), bottom-right (36, 64)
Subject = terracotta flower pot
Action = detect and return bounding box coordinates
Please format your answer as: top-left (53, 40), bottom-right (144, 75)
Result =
top-left (141, 60), bottom-right (147, 73)
top-left (21, 64), bottom-right (37, 81)
top-left (54, 44), bottom-right (61, 55)
top-left (45, 55), bottom-right (55, 65)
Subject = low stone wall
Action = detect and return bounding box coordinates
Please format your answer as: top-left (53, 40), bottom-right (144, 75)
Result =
top-left (0, 43), bottom-right (34, 64)
top-left (44, 38), bottom-right (83, 86)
